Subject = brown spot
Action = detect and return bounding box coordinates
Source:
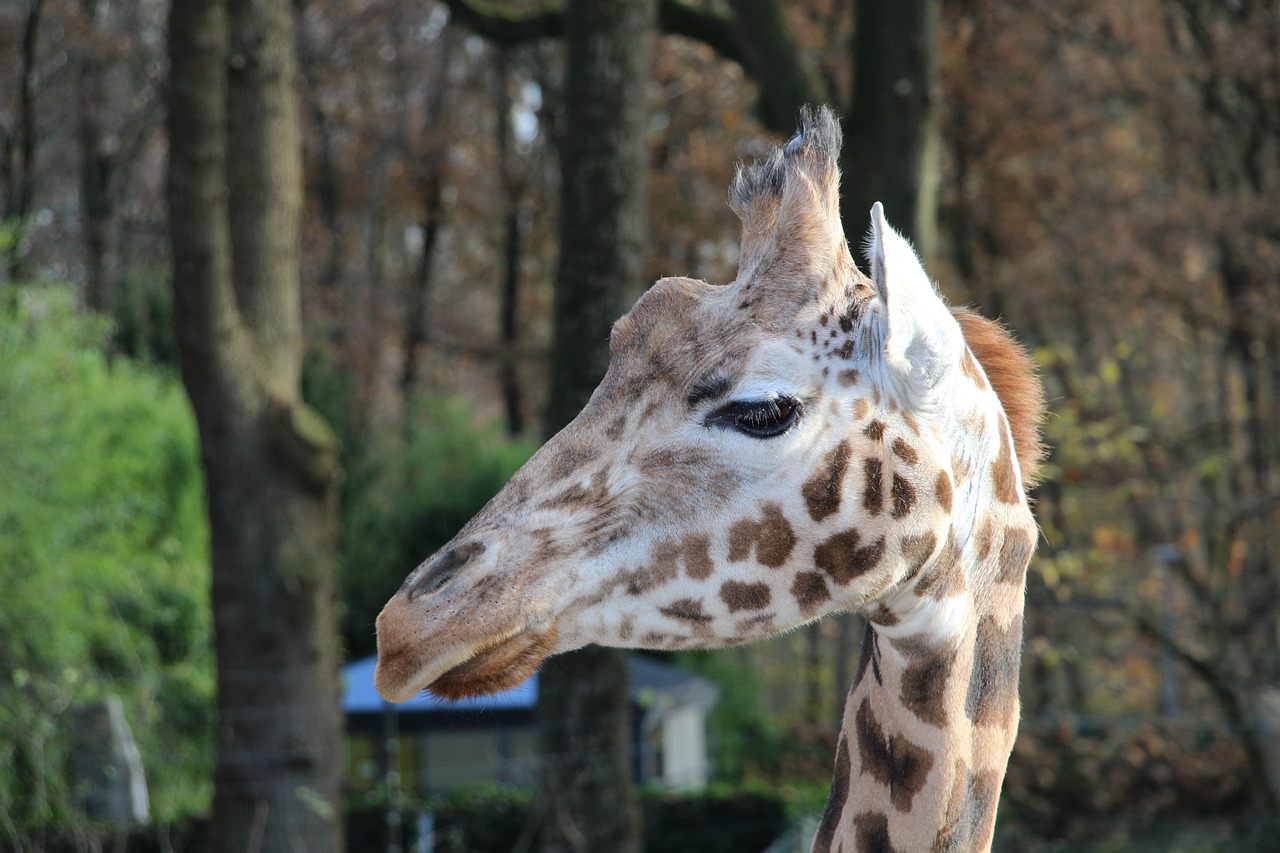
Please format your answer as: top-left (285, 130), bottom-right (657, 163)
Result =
top-left (991, 425), bottom-right (1021, 504)
top-left (961, 348), bottom-right (989, 390)
top-left (853, 398), bottom-right (870, 420)
top-left (727, 503), bottom-right (797, 567)
top-left (866, 603), bottom-right (899, 627)
top-left (791, 571), bottom-right (832, 614)
top-left (622, 542), bottom-right (683, 595)
top-left (865, 420), bottom-right (886, 441)
top-left (619, 615), bottom-right (634, 641)
top-left (891, 437), bottom-right (918, 465)
top-left (899, 532), bottom-right (938, 585)
top-left (899, 642), bottom-right (956, 728)
top-left (541, 468), bottom-right (610, 508)
top-left (642, 396), bottom-right (663, 422)
top-left (863, 459), bottom-right (884, 515)
top-left (531, 527), bottom-right (562, 563)
top-left (914, 529), bottom-right (964, 599)
top-left (855, 697), bottom-right (934, 812)
top-left (720, 580), bottom-right (771, 612)
top-left (934, 759), bottom-right (969, 852)
top-left (901, 411), bottom-right (920, 435)
top-left (890, 473), bottom-right (916, 519)
top-left (968, 770), bottom-right (1002, 852)
top-left (820, 312), bottom-right (829, 326)
top-left (735, 614), bottom-right (775, 634)
top-left (936, 766), bottom-right (1001, 852)
top-left (660, 598), bottom-right (712, 624)
top-left (812, 735), bottom-right (852, 853)
top-left (727, 518), bottom-right (757, 562)
top-left (935, 470), bottom-right (954, 513)
top-left (974, 518), bottom-right (995, 563)
top-left (996, 526), bottom-right (1035, 585)
top-left (544, 443), bottom-right (592, 480)
top-left (833, 338), bottom-right (855, 359)
top-left (837, 369), bottom-right (859, 387)
top-left (803, 441), bottom-right (852, 522)
top-left (682, 534), bottom-right (714, 580)
top-left (838, 311), bottom-right (855, 333)
top-left (966, 614), bottom-right (1023, 727)
top-left (605, 414), bottom-right (627, 440)
top-left (853, 811), bottom-right (899, 853)
top-left (854, 623), bottom-right (882, 688)
top-left (814, 529), bottom-right (886, 585)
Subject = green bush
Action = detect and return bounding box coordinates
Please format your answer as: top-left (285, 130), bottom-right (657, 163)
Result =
top-left (0, 286), bottom-right (213, 834)
top-left (347, 785), bottom-right (790, 853)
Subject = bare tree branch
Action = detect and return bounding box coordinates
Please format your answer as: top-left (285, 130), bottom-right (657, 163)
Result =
top-left (438, 0), bottom-right (750, 98)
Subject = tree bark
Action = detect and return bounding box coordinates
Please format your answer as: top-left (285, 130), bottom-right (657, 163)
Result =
top-left (495, 48), bottom-right (526, 437)
top-left (167, 2), bottom-right (344, 851)
top-left (537, 1), bottom-right (655, 851)
top-left (543, 0), bottom-right (655, 433)
top-left (76, 0), bottom-right (112, 313)
top-left (840, 0), bottom-right (942, 260)
top-left (725, 0), bottom-right (826, 130)
top-left (2, 0), bottom-right (45, 288)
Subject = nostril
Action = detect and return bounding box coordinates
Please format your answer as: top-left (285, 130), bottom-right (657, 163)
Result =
top-left (402, 541), bottom-right (486, 600)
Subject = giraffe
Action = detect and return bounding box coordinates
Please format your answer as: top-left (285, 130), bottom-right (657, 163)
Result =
top-left (374, 106), bottom-right (1045, 852)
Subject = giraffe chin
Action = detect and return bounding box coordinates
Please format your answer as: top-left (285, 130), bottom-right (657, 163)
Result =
top-left (426, 625), bottom-right (559, 701)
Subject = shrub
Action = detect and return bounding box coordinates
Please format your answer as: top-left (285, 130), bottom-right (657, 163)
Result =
top-left (0, 286), bottom-right (213, 835)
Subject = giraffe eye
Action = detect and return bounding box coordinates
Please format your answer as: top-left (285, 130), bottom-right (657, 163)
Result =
top-left (706, 397), bottom-right (802, 438)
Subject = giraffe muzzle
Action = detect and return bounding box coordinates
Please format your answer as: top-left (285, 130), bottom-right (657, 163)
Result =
top-left (401, 540), bottom-right (486, 600)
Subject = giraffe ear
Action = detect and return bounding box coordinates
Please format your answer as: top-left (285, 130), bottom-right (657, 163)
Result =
top-left (867, 202), bottom-right (962, 394)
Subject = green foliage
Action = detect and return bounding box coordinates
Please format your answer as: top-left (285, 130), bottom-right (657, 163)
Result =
top-left (107, 267), bottom-right (178, 369)
top-left (0, 286), bottom-right (213, 833)
top-left (673, 649), bottom-right (788, 783)
top-left (641, 787), bottom-right (789, 853)
top-left (339, 399), bottom-right (537, 658)
top-left (347, 784), bottom-right (790, 853)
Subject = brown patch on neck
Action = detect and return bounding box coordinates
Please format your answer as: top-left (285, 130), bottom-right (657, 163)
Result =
top-left (951, 308), bottom-right (1047, 488)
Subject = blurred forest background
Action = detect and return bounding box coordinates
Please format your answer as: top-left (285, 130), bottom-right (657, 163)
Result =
top-left (3, 0), bottom-right (1280, 851)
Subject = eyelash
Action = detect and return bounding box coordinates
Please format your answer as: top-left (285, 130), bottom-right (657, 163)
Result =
top-left (705, 397), bottom-right (802, 438)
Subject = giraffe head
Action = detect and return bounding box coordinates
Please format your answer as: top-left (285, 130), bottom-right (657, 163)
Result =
top-left (375, 106), bottom-right (1041, 704)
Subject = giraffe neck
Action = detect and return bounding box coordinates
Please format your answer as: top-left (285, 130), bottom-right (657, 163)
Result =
top-left (813, 384), bottom-right (1034, 853)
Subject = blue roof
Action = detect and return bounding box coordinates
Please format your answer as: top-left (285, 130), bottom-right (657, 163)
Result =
top-left (342, 655), bottom-right (536, 715)
top-left (342, 654), bottom-right (718, 717)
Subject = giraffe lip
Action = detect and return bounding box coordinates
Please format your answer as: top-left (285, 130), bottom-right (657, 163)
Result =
top-left (427, 623), bottom-right (559, 701)
top-left (373, 593), bottom-right (557, 703)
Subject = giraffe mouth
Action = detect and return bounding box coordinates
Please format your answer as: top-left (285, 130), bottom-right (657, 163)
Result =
top-left (427, 625), bottom-right (559, 701)
top-left (373, 592), bottom-right (559, 702)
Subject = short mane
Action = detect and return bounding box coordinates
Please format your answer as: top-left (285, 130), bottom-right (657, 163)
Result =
top-left (952, 307), bottom-right (1047, 488)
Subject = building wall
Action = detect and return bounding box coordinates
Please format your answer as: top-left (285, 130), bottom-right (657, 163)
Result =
top-left (659, 706), bottom-right (708, 790)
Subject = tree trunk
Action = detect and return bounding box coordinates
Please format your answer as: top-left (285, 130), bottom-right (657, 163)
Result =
top-left (538, 1), bottom-right (655, 851)
top-left (495, 48), bottom-right (526, 437)
top-left (76, 0), bottom-right (112, 314)
top-left (725, 0), bottom-right (826, 131)
top-left (167, 2), bottom-right (344, 851)
top-left (543, 0), bottom-right (655, 432)
top-left (840, 0), bottom-right (941, 260)
top-left (2, 0), bottom-right (45, 288)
